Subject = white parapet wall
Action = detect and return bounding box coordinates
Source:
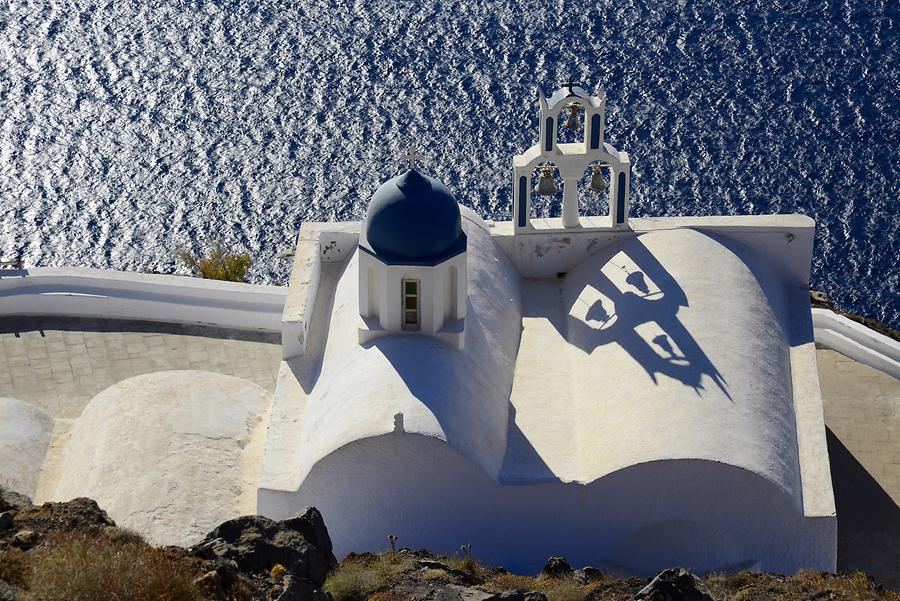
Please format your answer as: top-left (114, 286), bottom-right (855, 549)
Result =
top-left (812, 308), bottom-right (900, 379)
top-left (491, 214), bottom-right (817, 285)
top-left (281, 223), bottom-right (360, 359)
top-left (0, 267), bottom-right (286, 332)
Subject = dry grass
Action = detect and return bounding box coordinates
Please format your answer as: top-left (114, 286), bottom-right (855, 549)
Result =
top-left (421, 568), bottom-right (451, 583)
top-left (0, 548), bottom-right (29, 586)
top-left (704, 570), bottom-right (900, 601)
top-left (368, 592), bottom-right (407, 601)
top-left (787, 570), bottom-right (900, 601)
top-left (443, 555), bottom-right (489, 579)
top-left (270, 563), bottom-right (287, 585)
top-left (23, 532), bottom-right (203, 601)
top-left (179, 245), bottom-right (252, 282)
top-left (101, 526), bottom-right (146, 545)
top-left (483, 573), bottom-right (599, 601)
top-left (324, 551), bottom-right (418, 601)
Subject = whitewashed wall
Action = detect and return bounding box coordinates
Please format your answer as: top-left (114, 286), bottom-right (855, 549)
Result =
top-left (0, 397), bottom-right (55, 497)
top-left (259, 218), bottom-right (839, 577)
top-left (812, 309), bottom-right (900, 378)
top-left (0, 267), bottom-right (286, 332)
top-left (277, 433), bottom-right (836, 576)
top-left (45, 371), bottom-right (271, 547)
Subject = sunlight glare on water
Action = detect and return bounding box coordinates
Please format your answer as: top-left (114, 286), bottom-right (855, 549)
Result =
top-left (0, 0), bottom-right (897, 326)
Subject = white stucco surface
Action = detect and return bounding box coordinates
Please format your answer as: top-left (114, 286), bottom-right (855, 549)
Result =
top-left (259, 214), bottom-right (836, 575)
top-left (0, 397), bottom-right (55, 497)
top-left (262, 207), bottom-right (523, 497)
top-left (0, 267), bottom-right (286, 332)
top-left (812, 308), bottom-right (900, 378)
top-left (287, 433), bottom-right (835, 575)
top-left (506, 229), bottom-right (800, 497)
top-left (44, 371), bottom-right (271, 546)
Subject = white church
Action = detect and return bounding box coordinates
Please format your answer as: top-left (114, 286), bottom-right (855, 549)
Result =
top-left (0, 84), bottom-right (843, 576)
top-left (259, 84), bottom-right (837, 574)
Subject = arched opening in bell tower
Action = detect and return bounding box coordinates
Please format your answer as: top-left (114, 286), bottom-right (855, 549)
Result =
top-left (557, 102), bottom-right (586, 145)
top-left (530, 161), bottom-right (562, 220)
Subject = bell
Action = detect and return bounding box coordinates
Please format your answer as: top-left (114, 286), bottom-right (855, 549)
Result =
top-left (565, 103), bottom-right (582, 131)
top-left (589, 165), bottom-right (608, 193)
top-left (534, 167), bottom-right (558, 196)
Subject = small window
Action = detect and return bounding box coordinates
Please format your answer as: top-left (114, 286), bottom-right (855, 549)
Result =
top-left (402, 278), bottom-right (420, 331)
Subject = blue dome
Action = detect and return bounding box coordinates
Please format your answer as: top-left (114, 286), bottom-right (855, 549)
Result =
top-left (362, 169), bottom-right (466, 264)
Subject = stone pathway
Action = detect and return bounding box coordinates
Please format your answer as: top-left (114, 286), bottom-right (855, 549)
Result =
top-left (817, 347), bottom-right (900, 590)
top-left (818, 348), bottom-right (900, 503)
top-left (0, 317), bottom-right (280, 418)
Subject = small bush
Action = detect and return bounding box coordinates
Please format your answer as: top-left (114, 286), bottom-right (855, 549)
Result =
top-left (179, 245), bottom-right (252, 282)
top-left (484, 573), bottom-right (596, 601)
top-left (23, 532), bottom-right (203, 601)
top-left (0, 548), bottom-right (29, 586)
top-left (444, 555), bottom-right (486, 578)
top-left (101, 526), bottom-right (145, 545)
top-left (421, 568), bottom-right (450, 583)
top-left (536, 578), bottom-right (593, 601)
top-left (484, 573), bottom-right (541, 592)
top-left (789, 570), bottom-right (899, 600)
top-left (324, 552), bottom-right (417, 601)
top-left (270, 563), bottom-right (287, 585)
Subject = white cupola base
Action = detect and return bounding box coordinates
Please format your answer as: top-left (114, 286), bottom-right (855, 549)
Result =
top-left (358, 249), bottom-right (467, 348)
top-left (357, 168), bottom-right (468, 348)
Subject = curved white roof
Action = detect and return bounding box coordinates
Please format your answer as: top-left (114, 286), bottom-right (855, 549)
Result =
top-left (292, 207), bottom-right (523, 483)
top-left (504, 228), bottom-right (799, 501)
top-left (294, 224), bottom-right (803, 506)
top-left (47, 371), bottom-right (271, 546)
top-left (0, 397), bottom-right (54, 497)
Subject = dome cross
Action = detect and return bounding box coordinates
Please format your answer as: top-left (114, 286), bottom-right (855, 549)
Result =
top-left (399, 149), bottom-right (427, 170)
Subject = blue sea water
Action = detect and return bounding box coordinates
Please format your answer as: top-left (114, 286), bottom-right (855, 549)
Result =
top-left (0, 0), bottom-right (897, 327)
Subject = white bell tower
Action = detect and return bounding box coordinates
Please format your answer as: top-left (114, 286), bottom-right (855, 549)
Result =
top-left (512, 84), bottom-right (632, 233)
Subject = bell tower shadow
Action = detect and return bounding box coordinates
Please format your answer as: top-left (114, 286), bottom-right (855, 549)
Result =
top-left (561, 237), bottom-right (730, 399)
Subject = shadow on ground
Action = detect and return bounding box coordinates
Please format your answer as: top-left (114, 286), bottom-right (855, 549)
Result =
top-left (828, 427), bottom-right (900, 591)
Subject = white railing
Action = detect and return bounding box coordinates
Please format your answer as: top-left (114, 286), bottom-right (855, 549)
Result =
top-left (0, 267), bottom-right (286, 333)
top-left (1, 269), bottom-right (897, 379)
top-left (812, 308), bottom-right (900, 379)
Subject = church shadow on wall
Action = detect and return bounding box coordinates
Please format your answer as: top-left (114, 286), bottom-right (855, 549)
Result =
top-left (557, 236), bottom-right (730, 399)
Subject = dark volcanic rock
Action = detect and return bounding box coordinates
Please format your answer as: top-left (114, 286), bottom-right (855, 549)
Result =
top-left (191, 559), bottom-right (241, 599)
top-left (494, 592), bottom-right (548, 601)
top-left (433, 585), bottom-right (495, 601)
top-left (190, 508), bottom-right (337, 589)
top-left (540, 556), bottom-right (573, 579)
top-left (0, 579), bottom-right (19, 601)
top-left (280, 507), bottom-right (334, 558)
top-left (273, 575), bottom-right (333, 601)
top-left (573, 567), bottom-right (602, 584)
top-left (633, 568), bottom-right (714, 601)
top-left (417, 558), bottom-right (484, 585)
top-left (12, 497), bottom-right (115, 533)
top-left (433, 586), bottom-right (546, 601)
top-left (0, 491), bottom-right (30, 513)
top-left (11, 530), bottom-right (38, 550)
top-left (0, 512), bottom-right (12, 532)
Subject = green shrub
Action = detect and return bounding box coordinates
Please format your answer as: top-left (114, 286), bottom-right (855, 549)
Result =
top-left (324, 552), bottom-right (417, 601)
top-left (24, 532), bottom-right (203, 601)
top-left (179, 245), bottom-right (252, 282)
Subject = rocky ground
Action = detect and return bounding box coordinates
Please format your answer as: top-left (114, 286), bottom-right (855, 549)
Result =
top-left (0, 489), bottom-right (896, 601)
